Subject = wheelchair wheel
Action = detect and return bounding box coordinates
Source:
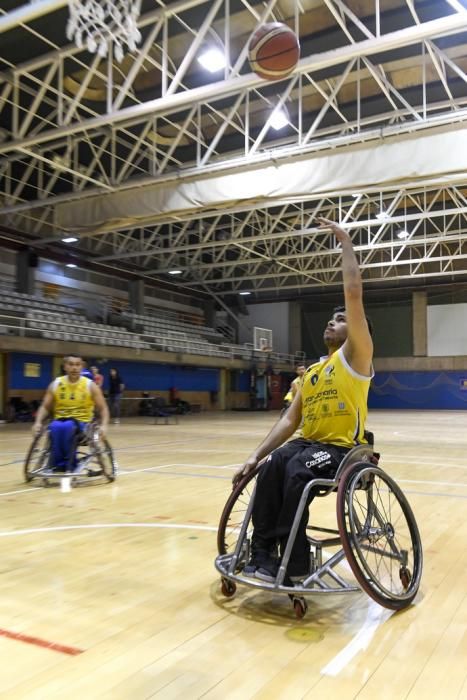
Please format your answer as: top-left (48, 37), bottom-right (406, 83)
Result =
top-left (24, 431), bottom-right (50, 482)
top-left (336, 463), bottom-right (423, 610)
top-left (95, 438), bottom-right (117, 482)
top-left (217, 465), bottom-right (261, 555)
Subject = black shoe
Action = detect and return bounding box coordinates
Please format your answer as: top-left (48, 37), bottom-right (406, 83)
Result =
top-left (255, 560), bottom-right (279, 583)
top-left (243, 548), bottom-right (276, 579)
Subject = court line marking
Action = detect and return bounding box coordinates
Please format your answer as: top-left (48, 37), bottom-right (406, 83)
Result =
top-left (321, 600), bottom-right (393, 676)
top-left (0, 522), bottom-right (218, 538)
top-left (0, 627), bottom-right (84, 657)
top-left (0, 487), bottom-right (42, 497)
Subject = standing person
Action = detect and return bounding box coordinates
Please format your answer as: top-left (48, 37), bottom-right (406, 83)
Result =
top-left (283, 363), bottom-right (307, 410)
top-left (33, 354), bottom-right (109, 473)
top-left (81, 360), bottom-right (93, 380)
top-left (108, 368), bottom-right (124, 424)
top-left (91, 365), bottom-right (104, 388)
top-left (233, 218), bottom-right (374, 582)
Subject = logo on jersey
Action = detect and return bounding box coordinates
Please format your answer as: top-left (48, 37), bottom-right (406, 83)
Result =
top-left (338, 402), bottom-right (345, 410)
top-left (310, 373), bottom-right (319, 385)
top-left (324, 365), bottom-right (335, 376)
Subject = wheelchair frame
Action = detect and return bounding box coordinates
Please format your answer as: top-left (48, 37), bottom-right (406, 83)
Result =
top-left (215, 444), bottom-right (423, 618)
top-left (24, 421), bottom-right (117, 485)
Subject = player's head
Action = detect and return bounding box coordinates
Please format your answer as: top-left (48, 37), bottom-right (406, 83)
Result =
top-left (63, 354), bottom-right (83, 379)
top-left (91, 365), bottom-right (99, 376)
top-left (295, 363), bottom-right (306, 377)
top-left (110, 367), bottom-right (118, 377)
top-left (323, 305), bottom-right (373, 350)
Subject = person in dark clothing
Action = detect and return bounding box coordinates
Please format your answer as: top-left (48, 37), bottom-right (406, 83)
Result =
top-left (233, 218), bottom-right (374, 583)
top-left (108, 368), bottom-right (124, 424)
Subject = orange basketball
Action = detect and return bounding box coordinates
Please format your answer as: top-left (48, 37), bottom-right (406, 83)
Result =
top-left (248, 22), bottom-right (300, 81)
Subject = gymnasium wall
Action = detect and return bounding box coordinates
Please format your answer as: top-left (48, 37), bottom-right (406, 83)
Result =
top-left (427, 303), bottom-right (467, 356)
top-left (5, 353), bottom-right (260, 412)
top-left (301, 302), bottom-right (412, 360)
top-left (369, 371), bottom-right (467, 410)
top-left (238, 302), bottom-right (290, 353)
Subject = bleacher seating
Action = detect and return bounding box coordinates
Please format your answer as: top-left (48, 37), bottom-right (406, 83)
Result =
top-left (0, 290), bottom-right (301, 364)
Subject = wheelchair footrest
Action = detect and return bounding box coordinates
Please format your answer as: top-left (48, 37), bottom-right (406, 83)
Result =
top-left (215, 552), bottom-right (360, 596)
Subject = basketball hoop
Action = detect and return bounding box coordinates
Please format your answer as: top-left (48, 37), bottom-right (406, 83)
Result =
top-left (66, 0), bottom-right (142, 63)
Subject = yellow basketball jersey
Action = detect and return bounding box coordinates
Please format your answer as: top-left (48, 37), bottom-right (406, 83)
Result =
top-left (300, 348), bottom-right (373, 448)
top-left (52, 375), bottom-right (94, 422)
top-left (284, 375), bottom-right (301, 402)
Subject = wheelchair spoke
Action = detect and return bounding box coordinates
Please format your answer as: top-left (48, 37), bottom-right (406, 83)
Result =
top-left (337, 464), bottom-right (423, 608)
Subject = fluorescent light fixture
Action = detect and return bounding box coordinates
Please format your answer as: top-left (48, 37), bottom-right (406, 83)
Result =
top-left (351, 193), bottom-right (361, 198)
top-left (62, 236), bottom-right (78, 243)
top-left (239, 291), bottom-right (251, 296)
top-left (446, 0), bottom-right (467, 12)
top-left (66, 263), bottom-right (77, 268)
top-left (376, 210), bottom-right (388, 220)
top-left (269, 107), bottom-right (289, 131)
top-left (168, 270), bottom-right (182, 275)
top-left (397, 229), bottom-right (410, 239)
top-left (197, 48), bottom-right (226, 73)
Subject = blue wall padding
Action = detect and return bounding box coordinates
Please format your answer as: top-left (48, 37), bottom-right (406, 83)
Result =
top-left (8, 353), bottom-right (219, 392)
top-left (9, 353), bottom-right (53, 389)
top-left (369, 371), bottom-right (467, 410)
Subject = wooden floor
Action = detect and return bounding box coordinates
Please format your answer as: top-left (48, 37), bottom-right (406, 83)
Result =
top-left (0, 410), bottom-right (466, 699)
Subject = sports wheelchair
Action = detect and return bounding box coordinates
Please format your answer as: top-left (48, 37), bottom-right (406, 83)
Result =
top-left (215, 438), bottom-right (422, 618)
top-left (24, 421), bottom-right (117, 485)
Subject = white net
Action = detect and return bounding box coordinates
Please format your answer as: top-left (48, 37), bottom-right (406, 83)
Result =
top-left (66, 0), bottom-right (142, 62)
top-left (253, 327), bottom-right (273, 352)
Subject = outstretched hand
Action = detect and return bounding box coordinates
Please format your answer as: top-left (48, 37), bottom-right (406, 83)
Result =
top-left (316, 217), bottom-right (351, 245)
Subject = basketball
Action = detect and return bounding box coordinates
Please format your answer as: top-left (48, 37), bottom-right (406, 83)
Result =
top-left (248, 22), bottom-right (300, 81)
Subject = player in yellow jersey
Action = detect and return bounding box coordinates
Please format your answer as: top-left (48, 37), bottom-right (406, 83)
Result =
top-left (233, 218), bottom-right (374, 582)
top-left (283, 364), bottom-right (306, 410)
top-left (33, 354), bottom-right (109, 472)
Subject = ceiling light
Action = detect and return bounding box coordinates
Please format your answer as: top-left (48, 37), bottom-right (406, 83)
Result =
top-left (62, 236), bottom-right (78, 243)
top-left (446, 0), bottom-right (467, 12)
top-left (397, 229), bottom-right (410, 239)
top-left (351, 193), bottom-right (361, 198)
top-left (168, 270), bottom-right (182, 275)
top-left (376, 210), bottom-right (388, 220)
top-left (197, 48), bottom-right (226, 73)
top-left (239, 291), bottom-right (251, 296)
top-left (66, 263), bottom-right (77, 268)
top-left (269, 107), bottom-right (289, 131)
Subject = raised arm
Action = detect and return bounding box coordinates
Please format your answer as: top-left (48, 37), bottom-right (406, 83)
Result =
top-left (317, 217), bottom-right (373, 376)
top-left (232, 389), bottom-right (302, 484)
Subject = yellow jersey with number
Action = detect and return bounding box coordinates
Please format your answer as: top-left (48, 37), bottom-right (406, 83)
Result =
top-left (52, 375), bottom-right (94, 422)
top-left (300, 348), bottom-right (373, 448)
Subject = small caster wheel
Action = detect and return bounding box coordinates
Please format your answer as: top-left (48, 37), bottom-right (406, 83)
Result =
top-left (400, 567), bottom-right (411, 589)
top-left (221, 578), bottom-right (236, 597)
top-left (292, 596), bottom-right (308, 619)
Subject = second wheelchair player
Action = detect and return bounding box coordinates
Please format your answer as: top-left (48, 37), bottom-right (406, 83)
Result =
top-left (233, 217), bottom-right (374, 583)
top-left (32, 354), bottom-right (109, 474)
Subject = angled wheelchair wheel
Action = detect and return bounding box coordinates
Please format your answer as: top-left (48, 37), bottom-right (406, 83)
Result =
top-left (336, 463), bottom-right (423, 611)
top-left (76, 429), bottom-right (116, 482)
top-left (217, 465), bottom-right (261, 555)
top-left (24, 430), bottom-right (51, 482)
top-left (94, 437), bottom-right (117, 482)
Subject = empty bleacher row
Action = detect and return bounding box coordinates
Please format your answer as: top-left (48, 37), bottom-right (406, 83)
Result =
top-left (0, 290), bottom-right (301, 365)
top-left (122, 311), bottom-right (226, 343)
top-left (1, 289), bottom-right (82, 316)
top-left (26, 311), bottom-right (150, 349)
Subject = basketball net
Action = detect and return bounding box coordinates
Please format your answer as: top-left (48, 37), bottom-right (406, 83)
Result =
top-left (66, 0), bottom-right (142, 62)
